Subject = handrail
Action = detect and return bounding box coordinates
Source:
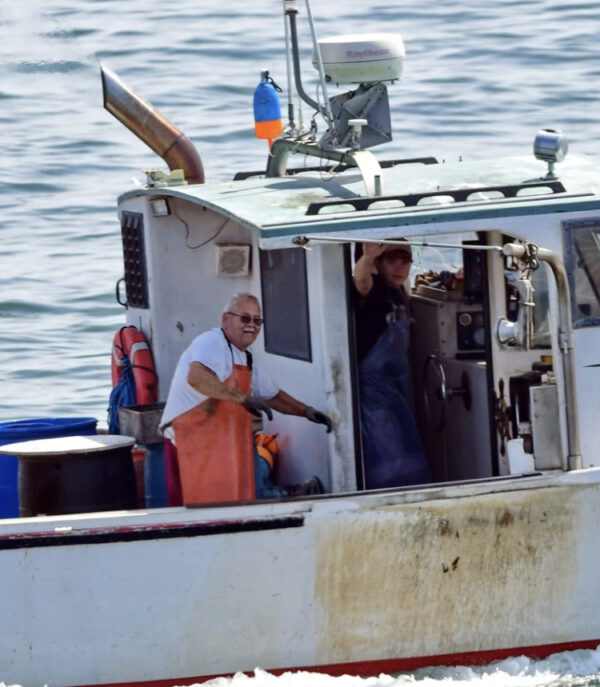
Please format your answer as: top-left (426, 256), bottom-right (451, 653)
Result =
top-left (306, 180), bottom-right (567, 215)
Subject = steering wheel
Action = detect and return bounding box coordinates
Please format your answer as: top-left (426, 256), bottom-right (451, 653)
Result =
top-left (423, 355), bottom-right (472, 433)
top-left (423, 355), bottom-right (447, 433)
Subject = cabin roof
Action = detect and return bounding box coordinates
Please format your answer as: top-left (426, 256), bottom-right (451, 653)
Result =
top-left (119, 153), bottom-right (600, 247)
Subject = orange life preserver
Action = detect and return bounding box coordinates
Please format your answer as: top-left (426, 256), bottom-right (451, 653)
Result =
top-left (255, 432), bottom-right (279, 470)
top-left (111, 325), bottom-right (158, 404)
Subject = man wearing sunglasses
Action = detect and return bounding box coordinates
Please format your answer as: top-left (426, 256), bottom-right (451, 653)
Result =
top-left (161, 292), bottom-right (332, 505)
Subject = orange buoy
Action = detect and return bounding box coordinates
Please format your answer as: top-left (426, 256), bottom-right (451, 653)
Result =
top-left (255, 432), bottom-right (279, 470)
top-left (253, 70), bottom-right (283, 148)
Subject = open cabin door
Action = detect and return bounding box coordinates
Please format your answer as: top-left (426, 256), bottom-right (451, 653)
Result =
top-left (258, 244), bottom-right (356, 493)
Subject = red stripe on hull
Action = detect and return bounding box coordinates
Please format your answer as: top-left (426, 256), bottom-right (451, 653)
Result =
top-left (77, 638), bottom-right (600, 687)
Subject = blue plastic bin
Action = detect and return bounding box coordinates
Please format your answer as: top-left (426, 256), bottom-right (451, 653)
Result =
top-left (0, 417), bottom-right (97, 518)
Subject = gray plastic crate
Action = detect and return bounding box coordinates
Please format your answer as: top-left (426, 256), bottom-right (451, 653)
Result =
top-left (118, 402), bottom-right (165, 445)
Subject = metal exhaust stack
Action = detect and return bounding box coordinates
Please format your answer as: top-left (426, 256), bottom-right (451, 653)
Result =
top-left (101, 64), bottom-right (205, 185)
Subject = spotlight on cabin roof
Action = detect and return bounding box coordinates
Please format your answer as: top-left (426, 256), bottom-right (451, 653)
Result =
top-left (534, 128), bottom-right (568, 179)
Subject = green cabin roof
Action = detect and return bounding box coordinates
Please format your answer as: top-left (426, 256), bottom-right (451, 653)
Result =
top-left (119, 153), bottom-right (600, 246)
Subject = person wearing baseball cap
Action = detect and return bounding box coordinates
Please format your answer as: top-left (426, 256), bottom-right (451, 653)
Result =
top-left (353, 240), bottom-right (431, 489)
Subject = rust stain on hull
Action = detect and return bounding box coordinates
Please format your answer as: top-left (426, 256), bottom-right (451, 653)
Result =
top-left (313, 485), bottom-right (585, 664)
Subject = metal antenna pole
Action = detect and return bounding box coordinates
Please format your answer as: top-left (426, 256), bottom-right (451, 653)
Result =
top-left (283, 0), bottom-right (295, 128)
top-left (303, 0), bottom-right (336, 140)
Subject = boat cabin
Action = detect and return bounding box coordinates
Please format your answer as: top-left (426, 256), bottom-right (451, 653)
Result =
top-left (115, 144), bottom-right (600, 497)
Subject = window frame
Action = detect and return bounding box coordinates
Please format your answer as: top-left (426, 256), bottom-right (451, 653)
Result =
top-left (563, 217), bottom-right (600, 328)
top-left (259, 247), bottom-right (312, 362)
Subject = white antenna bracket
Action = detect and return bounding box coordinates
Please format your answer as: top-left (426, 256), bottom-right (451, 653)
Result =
top-left (347, 149), bottom-right (384, 197)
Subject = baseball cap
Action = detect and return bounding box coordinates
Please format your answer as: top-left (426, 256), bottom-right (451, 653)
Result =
top-left (381, 241), bottom-right (412, 259)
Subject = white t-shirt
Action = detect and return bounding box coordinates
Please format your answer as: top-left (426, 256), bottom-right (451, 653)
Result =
top-left (161, 328), bottom-right (279, 441)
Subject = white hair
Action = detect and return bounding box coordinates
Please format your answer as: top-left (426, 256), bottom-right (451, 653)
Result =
top-left (223, 292), bottom-right (260, 315)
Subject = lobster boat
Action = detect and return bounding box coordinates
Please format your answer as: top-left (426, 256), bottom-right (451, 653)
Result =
top-left (2, 2), bottom-right (600, 686)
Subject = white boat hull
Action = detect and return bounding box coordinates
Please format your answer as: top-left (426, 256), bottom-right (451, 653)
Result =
top-left (2, 469), bottom-right (600, 687)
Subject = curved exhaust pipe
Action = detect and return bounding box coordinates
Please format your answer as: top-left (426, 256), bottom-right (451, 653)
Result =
top-left (101, 64), bottom-right (205, 184)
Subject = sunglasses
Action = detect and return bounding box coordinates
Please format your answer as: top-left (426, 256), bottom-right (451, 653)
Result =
top-left (227, 312), bottom-right (264, 326)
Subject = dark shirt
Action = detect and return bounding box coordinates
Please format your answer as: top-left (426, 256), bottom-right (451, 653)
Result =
top-left (353, 274), bottom-right (410, 363)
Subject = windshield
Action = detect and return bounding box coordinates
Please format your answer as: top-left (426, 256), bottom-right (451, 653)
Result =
top-left (564, 219), bottom-right (600, 327)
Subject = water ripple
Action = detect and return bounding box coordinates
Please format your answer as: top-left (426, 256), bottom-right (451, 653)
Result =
top-left (8, 59), bottom-right (87, 73)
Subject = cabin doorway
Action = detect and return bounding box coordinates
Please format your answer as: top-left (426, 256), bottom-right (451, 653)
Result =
top-left (350, 234), bottom-right (498, 490)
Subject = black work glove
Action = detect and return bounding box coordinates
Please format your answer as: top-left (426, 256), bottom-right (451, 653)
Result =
top-left (304, 406), bottom-right (333, 433)
top-left (241, 397), bottom-right (273, 421)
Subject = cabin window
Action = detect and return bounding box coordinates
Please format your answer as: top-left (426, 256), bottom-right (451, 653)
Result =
top-left (564, 218), bottom-right (600, 327)
top-left (411, 233), bottom-right (478, 276)
top-left (259, 248), bottom-right (312, 361)
top-left (410, 234), bottom-right (488, 355)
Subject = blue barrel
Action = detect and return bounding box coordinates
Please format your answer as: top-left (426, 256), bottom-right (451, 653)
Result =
top-left (0, 417), bottom-right (97, 518)
top-left (144, 443), bottom-right (167, 508)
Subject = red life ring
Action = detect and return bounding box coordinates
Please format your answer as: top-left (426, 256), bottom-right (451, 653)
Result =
top-left (111, 326), bottom-right (158, 405)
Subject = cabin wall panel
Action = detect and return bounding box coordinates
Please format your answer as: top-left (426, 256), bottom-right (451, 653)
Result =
top-left (261, 247), bottom-right (334, 491)
top-left (313, 245), bottom-right (357, 493)
top-left (573, 333), bottom-right (600, 467)
top-left (127, 199), bottom-right (260, 399)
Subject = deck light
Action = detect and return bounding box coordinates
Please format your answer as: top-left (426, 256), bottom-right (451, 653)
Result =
top-left (150, 197), bottom-right (170, 217)
top-left (534, 128), bottom-right (568, 179)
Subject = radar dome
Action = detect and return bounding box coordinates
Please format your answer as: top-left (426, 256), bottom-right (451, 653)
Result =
top-left (313, 33), bottom-right (404, 84)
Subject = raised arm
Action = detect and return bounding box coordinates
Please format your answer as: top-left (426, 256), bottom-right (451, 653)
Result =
top-left (353, 243), bottom-right (387, 296)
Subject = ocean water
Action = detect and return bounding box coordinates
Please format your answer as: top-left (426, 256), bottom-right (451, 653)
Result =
top-left (1, 0), bottom-right (599, 424)
top-left (1, 0), bottom-right (600, 684)
top-left (205, 646), bottom-right (600, 687)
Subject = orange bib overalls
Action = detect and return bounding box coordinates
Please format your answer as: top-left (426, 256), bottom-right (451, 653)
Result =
top-left (172, 350), bottom-right (255, 505)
